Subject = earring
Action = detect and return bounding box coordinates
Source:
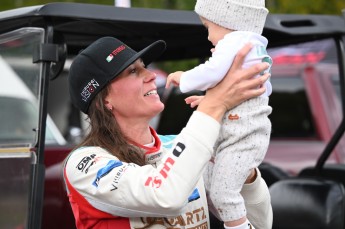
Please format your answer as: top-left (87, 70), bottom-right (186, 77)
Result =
top-left (106, 105), bottom-right (112, 111)
top-left (104, 100), bottom-right (113, 111)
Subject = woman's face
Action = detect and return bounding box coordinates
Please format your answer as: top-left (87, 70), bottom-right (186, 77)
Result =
top-left (104, 59), bottom-right (164, 123)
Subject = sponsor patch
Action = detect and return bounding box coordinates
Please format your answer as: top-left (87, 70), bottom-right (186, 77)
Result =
top-left (106, 45), bottom-right (126, 62)
top-left (76, 154), bottom-right (97, 173)
top-left (110, 163), bottom-right (136, 191)
top-left (140, 206), bottom-right (207, 228)
top-left (188, 188), bottom-right (200, 202)
top-left (93, 160), bottom-right (123, 187)
top-left (173, 142), bottom-right (185, 157)
top-left (81, 79), bottom-right (100, 102)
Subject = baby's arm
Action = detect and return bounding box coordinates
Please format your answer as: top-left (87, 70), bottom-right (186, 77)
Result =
top-left (165, 71), bottom-right (184, 88)
top-left (185, 95), bottom-right (204, 108)
top-left (180, 38), bottom-right (239, 93)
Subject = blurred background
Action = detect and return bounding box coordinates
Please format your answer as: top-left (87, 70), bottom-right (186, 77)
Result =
top-left (1, 0), bottom-right (345, 14)
top-left (2, 0), bottom-right (345, 77)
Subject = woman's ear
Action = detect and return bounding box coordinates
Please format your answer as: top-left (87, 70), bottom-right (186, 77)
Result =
top-left (104, 100), bottom-right (113, 111)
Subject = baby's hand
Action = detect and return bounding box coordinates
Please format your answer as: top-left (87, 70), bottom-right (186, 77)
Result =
top-left (185, 95), bottom-right (204, 108)
top-left (165, 71), bottom-right (183, 88)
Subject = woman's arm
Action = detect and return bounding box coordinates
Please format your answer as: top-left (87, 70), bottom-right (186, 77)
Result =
top-left (64, 111), bottom-right (220, 217)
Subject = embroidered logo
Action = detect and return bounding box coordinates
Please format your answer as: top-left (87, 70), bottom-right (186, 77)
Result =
top-left (106, 54), bottom-right (114, 62)
top-left (140, 207), bottom-right (207, 227)
top-left (93, 160), bottom-right (123, 187)
top-left (228, 114), bottom-right (240, 120)
top-left (76, 154), bottom-right (97, 173)
top-left (106, 45), bottom-right (126, 62)
top-left (81, 79), bottom-right (100, 102)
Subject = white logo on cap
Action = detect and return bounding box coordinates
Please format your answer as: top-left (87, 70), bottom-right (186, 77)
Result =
top-left (81, 79), bottom-right (100, 102)
top-left (106, 54), bottom-right (114, 62)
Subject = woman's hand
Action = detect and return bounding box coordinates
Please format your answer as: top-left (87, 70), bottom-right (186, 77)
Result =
top-left (197, 43), bottom-right (270, 122)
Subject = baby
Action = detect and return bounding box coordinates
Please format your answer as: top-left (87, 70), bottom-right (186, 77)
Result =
top-left (165, 1), bottom-right (272, 229)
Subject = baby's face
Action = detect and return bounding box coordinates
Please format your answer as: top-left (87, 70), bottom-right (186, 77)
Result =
top-left (200, 16), bottom-right (232, 47)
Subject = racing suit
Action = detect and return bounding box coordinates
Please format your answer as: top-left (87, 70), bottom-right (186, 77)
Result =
top-left (63, 111), bottom-right (273, 229)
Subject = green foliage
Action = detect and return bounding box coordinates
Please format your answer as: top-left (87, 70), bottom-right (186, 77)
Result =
top-left (0, 0), bottom-right (113, 10)
top-left (157, 58), bottom-right (201, 75)
top-left (131, 0), bottom-right (194, 10)
top-left (0, 0), bottom-right (195, 11)
top-left (1, 0), bottom-right (344, 14)
top-left (266, 0), bottom-right (345, 15)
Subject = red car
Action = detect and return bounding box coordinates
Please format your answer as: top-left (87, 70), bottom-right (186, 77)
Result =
top-left (0, 3), bottom-right (345, 229)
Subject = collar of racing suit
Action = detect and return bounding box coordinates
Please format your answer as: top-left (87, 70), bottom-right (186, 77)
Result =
top-left (127, 127), bottom-right (163, 165)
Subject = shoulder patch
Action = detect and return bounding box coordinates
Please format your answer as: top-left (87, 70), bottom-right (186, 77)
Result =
top-left (158, 135), bottom-right (176, 149)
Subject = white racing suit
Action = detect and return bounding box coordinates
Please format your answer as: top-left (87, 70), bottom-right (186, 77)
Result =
top-left (63, 111), bottom-right (273, 229)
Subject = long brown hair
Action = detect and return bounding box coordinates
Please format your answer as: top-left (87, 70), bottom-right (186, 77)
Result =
top-left (77, 85), bottom-right (174, 228)
top-left (77, 85), bottom-right (145, 166)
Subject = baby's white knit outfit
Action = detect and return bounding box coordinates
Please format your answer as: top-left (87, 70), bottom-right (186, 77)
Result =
top-left (186, 0), bottom-right (271, 223)
top-left (180, 31), bottom-right (272, 222)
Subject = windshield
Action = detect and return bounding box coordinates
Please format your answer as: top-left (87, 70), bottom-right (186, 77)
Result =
top-left (0, 27), bottom-right (66, 147)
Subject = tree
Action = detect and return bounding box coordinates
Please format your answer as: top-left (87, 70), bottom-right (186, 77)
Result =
top-left (267, 0), bottom-right (345, 15)
top-left (1, 0), bottom-right (345, 15)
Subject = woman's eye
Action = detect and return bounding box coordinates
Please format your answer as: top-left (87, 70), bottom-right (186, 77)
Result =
top-left (130, 68), bottom-right (136, 74)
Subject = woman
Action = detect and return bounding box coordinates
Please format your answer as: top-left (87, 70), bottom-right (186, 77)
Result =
top-left (64, 36), bottom-right (272, 229)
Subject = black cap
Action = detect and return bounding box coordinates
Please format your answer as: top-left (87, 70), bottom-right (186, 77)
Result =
top-left (69, 37), bottom-right (166, 114)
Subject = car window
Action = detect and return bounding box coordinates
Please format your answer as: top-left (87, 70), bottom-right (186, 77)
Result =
top-left (268, 38), bottom-right (341, 140)
top-left (269, 76), bottom-right (315, 138)
top-left (0, 97), bottom-right (37, 144)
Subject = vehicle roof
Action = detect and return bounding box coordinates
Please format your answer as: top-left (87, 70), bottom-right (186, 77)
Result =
top-left (0, 2), bottom-right (345, 60)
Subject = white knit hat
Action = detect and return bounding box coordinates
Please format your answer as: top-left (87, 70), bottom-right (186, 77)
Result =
top-left (195, 0), bottom-right (268, 34)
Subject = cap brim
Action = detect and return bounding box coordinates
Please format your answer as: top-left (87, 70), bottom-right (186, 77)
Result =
top-left (109, 40), bottom-right (166, 82)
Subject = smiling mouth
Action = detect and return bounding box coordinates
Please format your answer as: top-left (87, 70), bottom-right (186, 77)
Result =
top-left (144, 90), bottom-right (158, 96)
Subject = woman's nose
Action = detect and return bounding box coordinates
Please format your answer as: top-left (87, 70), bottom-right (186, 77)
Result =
top-left (144, 69), bottom-right (157, 82)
